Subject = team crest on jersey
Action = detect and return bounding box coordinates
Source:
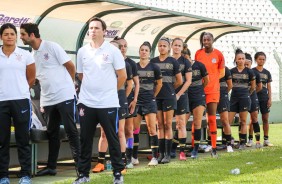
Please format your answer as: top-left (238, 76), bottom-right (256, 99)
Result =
top-left (79, 108), bottom-right (85, 116)
top-left (103, 53), bottom-right (109, 62)
top-left (166, 63), bottom-right (173, 69)
top-left (44, 53), bottom-right (49, 61)
top-left (16, 54), bottom-right (22, 61)
top-left (243, 74), bottom-right (248, 79)
top-left (146, 72), bottom-right (152, 77)
top-left (212, 58), bottom-right (217, 63)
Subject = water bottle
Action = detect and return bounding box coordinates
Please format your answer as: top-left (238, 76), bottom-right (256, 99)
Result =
top-left (230, 168), bottom-right (240, 175)
top-left (106, 160), bottom-right (112, 171)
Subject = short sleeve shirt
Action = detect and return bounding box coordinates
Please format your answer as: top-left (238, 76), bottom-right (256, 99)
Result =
top-left (195, 48), bottom-right (225, 94)
top-left (150, 56), bottom-right (180, 100)
top-left (252, 67), bottom-right (272, 101)
top-left (0, 47), bottom-right (34, 101)
top-left (175, 56), bottom-right (192, 93)
top-left (230, 67), bottom-right (255, 98)
top-left (33, 40), bottom-right (76, 106)
top-left (77, 41), bottom-right (125, 108)
top-left (219, 66), bottom-right (232, 97)
top-left (137, 62), bottom-right (162, 104)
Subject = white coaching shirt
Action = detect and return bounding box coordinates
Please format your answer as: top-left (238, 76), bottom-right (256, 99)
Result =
top-left (0, 47), bottom-right (34, 101)
top-left (33, 40), bottom-right (76, 106)
top-left (77, 41), bottom-right (125, 108)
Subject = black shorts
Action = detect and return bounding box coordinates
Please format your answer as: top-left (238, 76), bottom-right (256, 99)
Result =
top-left (175, 93), bottom-right (189, 115)
top-left (230, 97), bottom-right (251, 113)
top-left (217, 95), bottom-right (230, 113)
top-left (249, 96), bottom-right (259, 113)
top-left (259, 100), bottom-right (270, 114)
top-left (137, 100), bottom-right (157, 116)
top-left (118, 108), bottom-right (128, 120)
top-left (156, 98), bottom-right (177, 112)
top-left (189, 96), bottom-right (206, 112)
top-left (126, 95), bottom-right (138, 118)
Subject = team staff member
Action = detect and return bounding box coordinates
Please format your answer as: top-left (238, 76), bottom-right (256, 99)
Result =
top-left (195, 32), bottom-right (225, 158)
top-left (171, 38), bottom-right (192, 161)
top-left (253, 52), bottom-right (273, 147)
top-left (188, 59), bottom-right (209, 159)
top-left (151, 37), bottom-right (182, 164)
top-left (0, 23), bottom-right (35, 184)
top-left (245, 53), bottom-right (262, 148)
top-left (133, 42), bottom-right (163, 166)
top-left (217, 66), bottom-right (233, 152)
top-left (114, 37), bottom-right (140, 168)
top-left (20, 23), bottom-right (80, 176)
top-left (228, 49), bottom-right (256, 150)
top-left (92, 40), bottom-right (133, 173)
top-left (75, 17), bottom-right (125, 184)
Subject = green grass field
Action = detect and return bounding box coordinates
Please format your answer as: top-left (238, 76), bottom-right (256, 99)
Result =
top-left (58, 124), bottom-right (282, 184)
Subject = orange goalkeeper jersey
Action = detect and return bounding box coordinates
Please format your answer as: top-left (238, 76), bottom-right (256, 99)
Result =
top-left (195, 48), bottom-right (225, 94)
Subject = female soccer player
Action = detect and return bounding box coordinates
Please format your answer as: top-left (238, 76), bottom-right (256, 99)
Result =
top-left (133, 41), bottom-right (163, 166)
top-left (188, 59), bottom-right (209, 158)
top-left (252, 52), bottom-right (273, 147)
top-left (151, 37), bottom-right (182, 163)
top-left (0, 23), bottom-right (35, 184)
top-left (195, 32), bottom-right (225, 157)
top-left (245, 53), bottom-right (262, 148)
top-left (228, 49), bottom-right (256, 149)
top-left (171, 38), bottom-right (192, 160)
top-left (218, 66), bottom-right (233, 152)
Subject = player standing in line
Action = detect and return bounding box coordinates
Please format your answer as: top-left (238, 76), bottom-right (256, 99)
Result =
top-left (151, 37), bottom-right (182, 164)
top-left (195, 32), bottom-right (225, 158)
top-left (228, 49), bottom-right (256, 150)
top-left (245, 53), bottom-right (262, 148)
top-left (252, 52), bottom-right (273, 147)
top-left (171, 38), bottom-right (192, 160)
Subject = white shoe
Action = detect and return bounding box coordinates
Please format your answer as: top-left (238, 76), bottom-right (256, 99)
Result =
top-left (131, 157), bottom-right (139, 165)
top-left (148, 157), bottom-right (158, 166)
top-left (204, 145), bottom-right (212, 153)
top-left (227, 145), bottom-right (234, 153)
top-left (246, 140), bottom-right (253, 147)
top-left (263, 140), bottom-right (274, 147)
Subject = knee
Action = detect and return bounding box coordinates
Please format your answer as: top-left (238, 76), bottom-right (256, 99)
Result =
top-left (164, 123), bottom-right (172, 131)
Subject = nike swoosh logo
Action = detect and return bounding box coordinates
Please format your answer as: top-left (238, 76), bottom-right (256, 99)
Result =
top-left (167, 106), bottom-right (172, 108)
top-left (108, 111), bottom-right (115, 114)
top-left (122, 113), bottom-right (126, 116)
top-left (66, 101), bottom-right (72, 104)
top-left (21, 109), bottom-right (28, 113)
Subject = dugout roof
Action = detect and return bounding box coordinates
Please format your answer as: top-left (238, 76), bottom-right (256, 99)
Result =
top-left (0, 0), bottom-right (261, 60)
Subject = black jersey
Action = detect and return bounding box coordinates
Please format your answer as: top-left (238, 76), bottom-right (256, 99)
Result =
top-left (118, 62), bottom-right (132, 106)
top-left (137, 62), bottom-right (162, 104)
top-left (219, 66), bottom-right (232, 97)
top-left (250, 68), bottom-right (261, 100)
top-left (125, 57), bottom-right (138, 98)
top-left (252, 67), bottom-right (272, 101)
top-left (150, 56), bottom-right (180, 100)
top-left (230, 67), bottom-right (255, 98)
top-left (175, 56), bottom-right (192, 93)
top-left (188, 61), bottom-right (208, 100)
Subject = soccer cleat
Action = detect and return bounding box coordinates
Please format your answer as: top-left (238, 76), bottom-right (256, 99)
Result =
top-left (0, 177), bottom-right (10, 184)
top-left (126, 162), bottom-right (134, 169)
top-left (131, 157), bottom-right (139, 165)
top-left (148, 157), bottom-right (158, 166)
top-left (227, 145), bottom-right (234, 153)
top-left (170, 150), bottom-right (177, 158)
top-left (179, 152), bottom-right (187, 161)
top-left (161, 155), bottom-right (171, 164)
top-left (211, 149), bottom-right (218, 158)
top-left (113, 172), bottom-right (124, 184)
top-left (246, 140), bottom-right (253, 147)
top-left (92, 163), bottom-right (105, 173)
top-left (204, 145), bottom-right (212, 153)
top-left (19, 176), bottom-right (31, 184)
top-left (190, 150), bottom-right (198, 159)
top-left (72, 174), bottom-right (90, 184)
top-left (263, 140), bottom-right (274, 147)
top-left (157, 154), bottom-right (165, 163)
top-left (239, 144), bottom-right (245, 150)
top-left (255, 143), bottom-right (262, 149)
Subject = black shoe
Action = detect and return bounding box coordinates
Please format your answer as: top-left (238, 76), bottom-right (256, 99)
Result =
top-left (157, 154), bottom-right (164, 163)
top-left (36, 167), bottom-right (57, 176)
